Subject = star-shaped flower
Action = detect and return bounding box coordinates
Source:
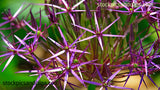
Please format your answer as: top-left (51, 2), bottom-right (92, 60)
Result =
top-left (14, 34), bottom-right (43, 68)
top-left (0, 37), bottom-right (28, 72)
top-left (23, 9), bottom-right (49, 41)
top-left (84, 66), bottom-right (131, 90)
top-left (108, 0), bottom-right (143, 14)
top-left (37, 0), bottom-right (86, 25)
top-left (46, 26), bottom-right (89, 68)
top-left (16, 60), bottom-right (59, 90)
top-left (74, 12), bottom-right (124, 51)
top-left (0, 4), bottom-right (25, 27)
top-left (42, 49), bottom-right (97, 90)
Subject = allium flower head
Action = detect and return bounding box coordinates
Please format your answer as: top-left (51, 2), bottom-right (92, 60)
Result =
top-left (0, 0), bottom-right (160, 90)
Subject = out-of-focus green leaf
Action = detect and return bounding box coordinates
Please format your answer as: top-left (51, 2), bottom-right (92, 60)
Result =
top-left (88, 84), bottom-right (96, 90)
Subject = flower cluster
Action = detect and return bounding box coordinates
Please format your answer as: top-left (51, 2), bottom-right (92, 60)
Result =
top-left (0, 0), bottom-right (160, 90)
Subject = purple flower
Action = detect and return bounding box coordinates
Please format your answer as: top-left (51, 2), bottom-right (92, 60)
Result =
top-left (0, 37), bottom-right (28, 72)
top-left (14, 34), bottom-right (43, 68)
top-left (36, 0), bottom-right (86, 25)
top-left (74, 13), bottom-right (124, 51)
top-left (0, 0), bottom-right (160, 90)
top-left (84, 66), bottom-right (132, 90)
top-left (114, 39), bottom-right (160, 90)
top-left (108, 0), bottom-right (143, 14)
top-left (138, 38), bottom-right (160, 76)
top-left (23, 9), bottom-right (49, 41)
top-left (46, 6), bottom-right (58, 24)
top-left (46, 26), bottom-right (89, 67)
top-left (16, 61), bottom-right (59, 90)
top-left (0, 4), bottom-right (24, 27)
top-left (140, 0), bottom-right (160, 27)
top-left (42, 49), bottom-right (97, 90)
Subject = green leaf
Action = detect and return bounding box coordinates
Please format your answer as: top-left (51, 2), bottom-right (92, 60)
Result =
top-left (115, 43), bottom-right (120, 56)
top-left (88, 84), bottom-right (96, 90)
top-left (123, 38), bottom-right (127, 48)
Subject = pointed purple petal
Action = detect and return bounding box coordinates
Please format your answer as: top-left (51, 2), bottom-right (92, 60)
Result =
top-left (43, 50), bottom-right (65, 62)
top-left (154, 55), bottom-right (160, 58)
top-left (151, 62), bottom-right (160, 69)
top-left (147, 75), bottom-right (158, 88)
top-left (138, 74), bottom-right (144, 90)
top-left (105, 69), bottom-right (121, 83)
top-left (39, 9), bottom-right (42, 28)
top-left (36, 3), bottom-right (66, 11)
top-left (16, 70), bottom-right (38, 73)
top-left (0, 20), bottom-right (11, 27)
top-left (0, 52), bottom-right (13, 57)
top-left (70, 31), bottom-right (86, 47)
top-left (100, 86), bottom-right (104, 90)
top-left (77, 67), bottom-right (83, 80)
top-left (72, 0), bottom-right (85, 10)
top-left (2, 55), bottom-right (14, 72)
top-left (116, 0), bottom-right (129, 11)
top-left (101, 17), bottom-right (120, 33)
top-left (31, 54), bottom-right (43, 68)
top-left (66, 51), bottom-right (70, 68)
top-left (69, 49), bottom-right (90, 54)
top-left (83, 80), bottom-right (101, 86)
top-left (74, 24), bottom-right (95, 34)
top-left (139, 37), bottom-right (145, 55)
top-left (2, 37), bottom-right (14, 48)
top-left (23, 20), bottom-right (37, 32)
top-left (109, 85), bottom-right (132, 90)
top-left (32, 74), bottom-right (43, 90)
top-left (61, 0), bottom-right (69, 9)
top-left (69, 50), bottom-right (75, 65)
top-left (71, 70), bottom-right (86, 86)
top-left (18, 54), bottom-right (30, 62)
top-left (48, 37), bottom-right (63, 48)
top-left (95, 66), bottom-right (103, 82)
top-left (57, 26), bottom-right (68, 46)
top-left (72, 59), bottom-right (97, 68)
top-left (94, 12), bottom-right (100, 32)
top-left (55, 11), bottom-right (67, 15)
top-left (12, 48), bottom-right (26, 52)
top-left (72, 10), bottom-right (86, 12)
top-left (134, 6), bottom-right (141, 12)
top-left (77, 35), bottom-right (97, 43)
top-left (30, 73), bottom-right (39, 76)
top-left (123, 69), bottom-right (133, 87)
top-left (13, 4), bottom-right (24, 18)
top-left (45, 67), bottom-right (65, 73)
top-left (30, 10), bottom-right (38, 29)
top-left (63, 71), bottom-right (69, 90)
top-left (51, 50), bottom-right (64, 64)
top-left (98, 36), bottom-right (103, 51)
top-left (147, 41), bottom-right (155, 55)
top-left (69, 13), bottom-right (75, 25)
top-left (102, 34), bottom-right (124, 37)
top-left (144, 60), bottom-right (148, 76)
top-left (14, 35), bottom-right (26, 45)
